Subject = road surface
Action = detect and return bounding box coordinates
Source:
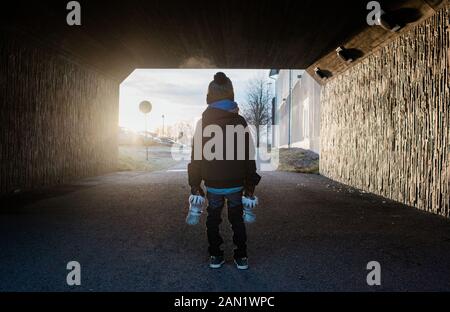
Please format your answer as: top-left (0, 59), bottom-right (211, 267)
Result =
top-left (1, 167), bottom-right (450, 291)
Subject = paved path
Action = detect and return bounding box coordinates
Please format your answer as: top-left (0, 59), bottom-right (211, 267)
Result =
top-left (1, 169), bottom-right (450, 291)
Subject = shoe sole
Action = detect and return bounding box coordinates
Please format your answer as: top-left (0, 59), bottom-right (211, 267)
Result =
top-left (234, 260), bottom-right (249, 270)
top-left (209, 260), bottom-right (225, 269)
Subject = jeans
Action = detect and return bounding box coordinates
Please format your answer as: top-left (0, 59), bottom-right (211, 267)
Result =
top-left (206, 191), bottom-right (247, 259)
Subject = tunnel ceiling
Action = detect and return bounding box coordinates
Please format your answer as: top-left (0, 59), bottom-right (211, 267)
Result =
top-left (1, 0), bottom-right (437, 81)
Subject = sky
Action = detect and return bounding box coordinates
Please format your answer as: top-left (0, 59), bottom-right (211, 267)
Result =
top-left (119, 69), bottom-right (270, 133)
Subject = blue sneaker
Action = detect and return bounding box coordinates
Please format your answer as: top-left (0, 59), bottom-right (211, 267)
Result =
top-left (209, 256), bottom-right (225, 269)
top-left (234, 257), bottom-right (249, 270)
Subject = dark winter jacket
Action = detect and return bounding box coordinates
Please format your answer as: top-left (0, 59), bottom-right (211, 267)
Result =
top-left (188, 107), bottom-right (261, 189)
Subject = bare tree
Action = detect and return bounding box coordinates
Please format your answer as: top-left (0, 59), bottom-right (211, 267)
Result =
top-left (241, 75), bottom-right (272, 147)
top-left (173, 120), bottom-right (194, 145)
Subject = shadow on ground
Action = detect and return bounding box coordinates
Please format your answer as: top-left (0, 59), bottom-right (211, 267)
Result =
top-left (1, 169), bottom-right (450, 291)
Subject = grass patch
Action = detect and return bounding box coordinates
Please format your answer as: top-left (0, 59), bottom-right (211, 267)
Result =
top-left (118, 153), bottom-right (156, 171)
top-left (277, 148), bottom-right (319, 174)
top-left (117, 145), bottom-right (177, 172)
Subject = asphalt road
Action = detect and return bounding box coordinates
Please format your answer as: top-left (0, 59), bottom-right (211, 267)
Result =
top-left (1, 168), bottom-right (450, 291)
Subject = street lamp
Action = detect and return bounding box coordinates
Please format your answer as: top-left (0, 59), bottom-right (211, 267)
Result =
top-left (139, 100), bottom-right (152, 161)
top-left (266, 82), bottom-right (273, 147)
top-left (162, 114), bottom-right (165, 137)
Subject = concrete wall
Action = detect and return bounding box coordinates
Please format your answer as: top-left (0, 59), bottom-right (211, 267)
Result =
top-left (291, 72), bottom-right (321, 153)
top-left (274, 70), bottom-right (303, 148)
top-left (273, 70), bottom-right (321, 154)
top-left (0, 32), bottom-right (119, 194)
top-left (320, 5), bottom-right (449, 217)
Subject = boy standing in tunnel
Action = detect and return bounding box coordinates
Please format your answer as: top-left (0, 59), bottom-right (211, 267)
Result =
top-left (188, 72), bottom-right (261, 270)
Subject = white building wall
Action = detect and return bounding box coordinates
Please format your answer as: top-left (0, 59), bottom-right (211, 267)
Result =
top-left (272, 70), bottom-right (321, 154)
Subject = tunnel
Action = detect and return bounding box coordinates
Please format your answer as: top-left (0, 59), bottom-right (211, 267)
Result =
top-left (0, 0), bottom-right (449, 293)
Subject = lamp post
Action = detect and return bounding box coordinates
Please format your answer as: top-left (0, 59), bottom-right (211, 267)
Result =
top-left (268, 70), bottom-right (279, 148)
top-left (139, 101), bottom-right (152, 161)
top-left (267, 82), bottom-right (273, 147)
top-left (162, 114), bottom-right (165, 137)
top-left (288, 69), bottom-right (292, 148)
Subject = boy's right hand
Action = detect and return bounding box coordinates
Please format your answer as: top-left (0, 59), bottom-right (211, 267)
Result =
top-left (244, 185), bottom-right (255, 198)
top-left (191, 186), bottom-right (205, 197)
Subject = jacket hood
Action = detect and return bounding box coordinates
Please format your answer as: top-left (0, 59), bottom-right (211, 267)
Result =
top-left (202, 106), bottom-right (241, 125)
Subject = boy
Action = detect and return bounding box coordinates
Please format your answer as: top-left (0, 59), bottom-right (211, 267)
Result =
top-left (188, 72), bottom-right (261, 270)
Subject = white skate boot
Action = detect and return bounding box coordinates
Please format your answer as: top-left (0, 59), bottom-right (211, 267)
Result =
top-left (186, 194), bottom-right (205, 225)
top-left (242, 196), bottom-right (258, 223)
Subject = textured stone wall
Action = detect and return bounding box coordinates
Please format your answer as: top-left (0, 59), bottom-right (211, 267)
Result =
top-left (0, 33), bottom-right (119, 194)
top-left (320, 5), bottom-right (449, 217)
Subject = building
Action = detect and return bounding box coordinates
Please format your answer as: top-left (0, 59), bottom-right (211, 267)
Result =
top-left (270, 69), bottom-right (322, 154)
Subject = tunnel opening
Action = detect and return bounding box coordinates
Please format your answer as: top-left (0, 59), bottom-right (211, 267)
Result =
top-left (117, 68), bottom-right (322, 174)
top-left (118, 69), bottom-right (269, 173)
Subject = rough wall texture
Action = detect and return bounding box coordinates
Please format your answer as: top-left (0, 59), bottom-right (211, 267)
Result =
top-left (0, 33), bottom-right (119, 194)
top-left (320, 5), bottom-right (449, 217)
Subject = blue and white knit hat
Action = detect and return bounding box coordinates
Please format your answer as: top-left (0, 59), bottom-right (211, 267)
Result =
top-left (206, 72), bottom-right (235, 104)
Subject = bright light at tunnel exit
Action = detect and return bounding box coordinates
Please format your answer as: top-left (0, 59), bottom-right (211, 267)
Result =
top-left (119, 69), bottom-right (270, 135)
